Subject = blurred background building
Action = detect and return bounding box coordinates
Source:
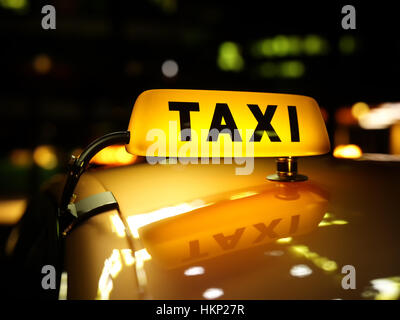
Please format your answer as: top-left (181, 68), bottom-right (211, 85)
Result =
top-left (0, 0), bottom-right (400, 198)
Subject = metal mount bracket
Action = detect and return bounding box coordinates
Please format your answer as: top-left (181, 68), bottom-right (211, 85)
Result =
top-left (62, 191), bottom-right (119, 236)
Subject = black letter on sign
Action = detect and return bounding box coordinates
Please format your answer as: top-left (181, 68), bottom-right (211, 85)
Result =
top-left (207, 103), bottom-right (242, 142)
top-left (288, 106), bottom-right (300, 142)
top-left (168, 102), bottom-right (200, 141)
top-left (248, 104), bottom-right (281, 142)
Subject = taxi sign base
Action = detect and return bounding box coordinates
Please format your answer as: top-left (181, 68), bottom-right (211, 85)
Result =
top-left (267, 157), bottom-right (308, 182)
top-left (267, 173), bottom-right (308, 182)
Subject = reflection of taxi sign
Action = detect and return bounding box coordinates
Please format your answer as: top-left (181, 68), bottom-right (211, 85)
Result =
top-left (139, 182), bottom-right (328, 269)
top-left (126, 89), bottom-right (330, 158)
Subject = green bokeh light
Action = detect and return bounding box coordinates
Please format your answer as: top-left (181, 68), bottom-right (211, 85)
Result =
top-left (259, 60), bottom-right (305, 78)
top-left (0, 0), bottom-right (28, 11)
top-left (339, 35), bottom-right (356, 54)
top-left (261, 39), bottom-right (274, 57)
top-left (280, 60), bottom-right (305, 78)
top-left (272, 35), bottom-right (291, 56)
top-left (287, 36), bottom-right (302, 55)
top-left (303, 34), bottom-right (328, 56)
top-left (251, 34), bottom-right (328, 58)
top-left (217, 41), bottom-right (244, 72)
top-left (259, 62), bottom-right (277, 78)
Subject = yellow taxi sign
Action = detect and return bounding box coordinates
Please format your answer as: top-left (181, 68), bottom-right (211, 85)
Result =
top-left (126, 89), bottom-right (330, 157)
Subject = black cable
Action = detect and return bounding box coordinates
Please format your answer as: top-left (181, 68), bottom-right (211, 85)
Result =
top-left (59, 131), bottom-right (130, 212)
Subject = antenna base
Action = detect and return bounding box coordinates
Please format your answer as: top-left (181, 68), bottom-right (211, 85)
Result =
top-left (267, 157), bottom-right (308, 182)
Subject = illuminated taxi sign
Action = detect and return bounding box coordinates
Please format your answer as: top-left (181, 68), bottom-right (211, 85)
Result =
top-left (126, 89), bottom-right (330, 157)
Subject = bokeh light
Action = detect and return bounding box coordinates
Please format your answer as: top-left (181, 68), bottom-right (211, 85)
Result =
top-left (0, 0), bottom-right (28, 12)
top-left (280, 60), bottom-right (305, 78)
top-left (202, 288), bottom-right (224, 299)
top-left (359, 102), bottom-right (400, 129)
top-left (303, 34), bottom-right (328, 55)
top-left (91, 145), bottom-right (137, 166)
top-left (339, 35), bottom-right (356, 55)
top-left (161, 59), bottom-right (179, 78)
top-left (290, 264), bottom-right (313, 278)
top-left (10, 149), bottom-right (32, 167)
top-left (33, 145), bottom-right (58, 170)
top-left (351, 102), bottom-right (370, 119)
top-left (335, 107), bottom-right (357, 125)
top-left (333, 144), bottom-right (362, 159)
top-left (184, 266), bottom-right (205, 276)
top-left (33, 54), bottom-right (52, 74)
top-left (217, 41), bottom-right (244, 71)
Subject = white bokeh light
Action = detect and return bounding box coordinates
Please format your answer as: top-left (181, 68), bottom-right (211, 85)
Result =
top-left (264, 250), bottom-right (284, 257)
top-left (161, 59), bottom-right (179, 77)
top-left (202, 288), bottom-right (224, 300)
top-left (290, 264), bottom-right (313, 278)
top-left (359, 102), bottom-right (400, 129)
top-left (184, 266), bottom-right (205, 276)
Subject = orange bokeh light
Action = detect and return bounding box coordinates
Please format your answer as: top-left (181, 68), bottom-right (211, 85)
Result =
top-left (91, 146), bottom-right (137, 166)
top-left (335, 107), bottom-right (357, 126)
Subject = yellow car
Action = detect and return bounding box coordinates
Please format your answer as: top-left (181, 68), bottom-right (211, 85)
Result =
top-left (4, 90), bottom-right (400, 301)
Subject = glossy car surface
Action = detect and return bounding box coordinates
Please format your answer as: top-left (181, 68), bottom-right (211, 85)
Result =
top-left (65, 156), bottom-right (400, 300)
